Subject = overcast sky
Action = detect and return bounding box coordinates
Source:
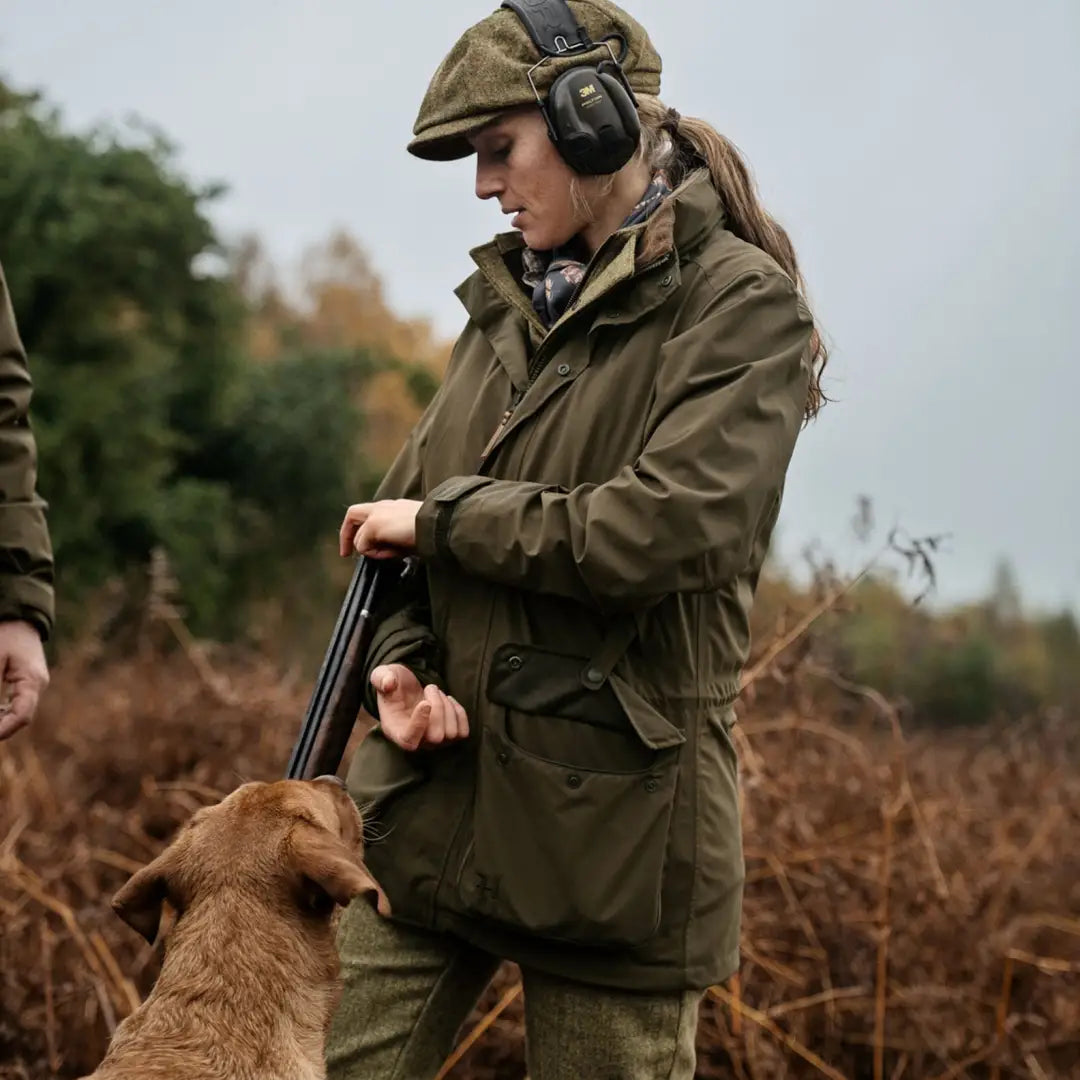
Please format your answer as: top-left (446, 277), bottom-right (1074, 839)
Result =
top-left (2, 0), bottom-right (1078, 614)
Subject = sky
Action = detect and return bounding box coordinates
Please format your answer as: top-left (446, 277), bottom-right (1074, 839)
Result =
top-left (2, 0), bottom-right (1078, 615)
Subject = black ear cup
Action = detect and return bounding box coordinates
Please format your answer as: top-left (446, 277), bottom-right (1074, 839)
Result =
top-left (545, 64), bottom-right (641, 175)
top-left (596, 66), bottom-right (640, 147)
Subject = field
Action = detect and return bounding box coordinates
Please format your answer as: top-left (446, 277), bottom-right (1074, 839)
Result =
top-left (1, 631), bottom-right (1077, 1079)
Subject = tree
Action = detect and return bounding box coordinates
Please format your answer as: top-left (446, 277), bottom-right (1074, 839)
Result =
top-left (0, 78), bottom-right (448, 647)
top-left (0, 79), bottom-right (244, 629)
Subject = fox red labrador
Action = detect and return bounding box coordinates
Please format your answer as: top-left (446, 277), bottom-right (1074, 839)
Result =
top-left (79, 775), bottom-right (388, 1080)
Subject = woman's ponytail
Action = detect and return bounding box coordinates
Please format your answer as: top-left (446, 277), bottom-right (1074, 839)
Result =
top-left (637, 97), bottom-right (829, 421)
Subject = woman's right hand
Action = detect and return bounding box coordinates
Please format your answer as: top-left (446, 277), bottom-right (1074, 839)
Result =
top-left (370, 663), bottom-right (469, 752)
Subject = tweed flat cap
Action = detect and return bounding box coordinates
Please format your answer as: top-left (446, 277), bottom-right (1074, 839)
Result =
top-left (409, 0), bottom-right (662, 161)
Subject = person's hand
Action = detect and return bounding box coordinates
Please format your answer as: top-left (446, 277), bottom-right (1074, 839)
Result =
top-left (370, 663), bottom-right (469, 752)
top-left (340, 500), bottom-right (422, 560)
top-left (0, 620), bottom-right (49, 741)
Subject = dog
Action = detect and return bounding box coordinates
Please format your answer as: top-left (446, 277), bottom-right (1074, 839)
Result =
top-left (79, 775), bottom-right (389, 1080)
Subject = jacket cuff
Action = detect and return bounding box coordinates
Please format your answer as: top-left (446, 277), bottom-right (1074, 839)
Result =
top-left (0, 576), bottom-right (54, 642)
top-left (416, 475), bottom-right (493, 564)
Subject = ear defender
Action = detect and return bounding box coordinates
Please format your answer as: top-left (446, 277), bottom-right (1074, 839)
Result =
top-left (546, 63), bottom-right (641, 174)
top-left (502, 0), bottom-right (642, 175)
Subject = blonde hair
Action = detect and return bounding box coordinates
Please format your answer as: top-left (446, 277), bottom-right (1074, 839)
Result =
top-left (571, 97), bottom-right (829, 421)
top-left (570, 168), bottom-right (617, 223)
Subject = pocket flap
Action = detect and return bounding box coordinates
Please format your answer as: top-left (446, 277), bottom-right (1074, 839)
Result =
top-left (607, 673), bottom-right (686, 750)
top-left (488, 643), bottom-right (625, 732)
top-left (487, 643), bottom-right (685, 751)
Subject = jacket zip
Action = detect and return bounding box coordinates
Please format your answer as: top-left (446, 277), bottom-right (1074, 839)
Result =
top-left (445, 248), bottom-right (675, 922)
top-left (477, 249), bottom-right (674, 470)
top-left (477, 386), bottom-right (525, 468)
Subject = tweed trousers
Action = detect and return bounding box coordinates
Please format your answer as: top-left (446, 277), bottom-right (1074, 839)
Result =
top-left (325, 899), bottom-right (703, 1080)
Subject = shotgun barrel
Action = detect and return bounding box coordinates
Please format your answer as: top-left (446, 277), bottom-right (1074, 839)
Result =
top-left (285, 556), bottom-right (408, 780)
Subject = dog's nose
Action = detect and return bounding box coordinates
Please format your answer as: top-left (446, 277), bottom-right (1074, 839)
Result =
top-left (315, 774), bottom-right (346, 789)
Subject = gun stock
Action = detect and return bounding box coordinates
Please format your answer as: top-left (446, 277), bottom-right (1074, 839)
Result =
top-left (286, 556), bottom-right (411, 780)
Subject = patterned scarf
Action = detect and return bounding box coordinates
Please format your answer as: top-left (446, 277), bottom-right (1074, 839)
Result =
top-left (521, 169), bottom-right (673, 329)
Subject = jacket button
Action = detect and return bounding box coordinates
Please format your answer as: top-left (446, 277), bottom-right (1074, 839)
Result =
top-left (660, 274), bottom-right (673, 287)
top-left (508, 655), bottom-right (523, 671)
top-left (567, 773), bottom-right (582, 789)
top-left (557, 362), bottom-right (571, 376)
top-left (497, 750), bottom-right (510, 766)
top-left (584, 667), bottom-right (604, 687)
top-left (644, 777), bottom-right (660, 793)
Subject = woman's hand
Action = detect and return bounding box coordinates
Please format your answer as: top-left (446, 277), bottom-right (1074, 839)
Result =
top-left (370, 663), bottom-right (469, 751)
top-left (340, 499), bottom-right (423, 559)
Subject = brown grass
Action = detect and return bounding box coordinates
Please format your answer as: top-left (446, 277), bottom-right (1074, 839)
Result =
top-left (1, 637), bottom-right (1077, 1078)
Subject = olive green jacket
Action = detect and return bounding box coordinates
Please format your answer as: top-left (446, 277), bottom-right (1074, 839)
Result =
top-left (0, 261), bottom-right (53, 640)
top-left (346, 173), bottom-right (813, 991)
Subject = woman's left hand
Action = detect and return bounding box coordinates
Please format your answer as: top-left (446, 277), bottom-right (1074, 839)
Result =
top-left (339, 499), bottom-right (423, 559)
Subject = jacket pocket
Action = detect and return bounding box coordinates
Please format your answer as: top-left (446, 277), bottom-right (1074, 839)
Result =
top-left (458, 644), bottom-right (684, 947)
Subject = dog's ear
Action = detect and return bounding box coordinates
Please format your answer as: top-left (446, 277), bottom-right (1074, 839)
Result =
top-left (111, 843), bottom-right (183, 944)
top-left (289, 825), bottom-right (391, 916)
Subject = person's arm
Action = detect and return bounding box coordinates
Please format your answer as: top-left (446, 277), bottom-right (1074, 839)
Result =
top-left (415, 270), bottom-right (813, 614)
top-left (0, 260), bottom-right (54, 739)
top-left (0, 261), bottom-right (53, 639)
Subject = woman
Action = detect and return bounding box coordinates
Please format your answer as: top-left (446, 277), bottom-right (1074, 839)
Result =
top-left (328, 2), bottom-right (827, 1077)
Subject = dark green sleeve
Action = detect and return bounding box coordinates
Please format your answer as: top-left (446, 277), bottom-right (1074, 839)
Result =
top-left (0, 261), bottom-right (54, 640)
top-left (415, 271), bottom-right (813, 614)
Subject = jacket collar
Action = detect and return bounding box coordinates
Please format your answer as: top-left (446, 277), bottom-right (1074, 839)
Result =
top-left (665, 168), bottom-right (726, 259)
top-left (454, 171), bottom-right (725, 383)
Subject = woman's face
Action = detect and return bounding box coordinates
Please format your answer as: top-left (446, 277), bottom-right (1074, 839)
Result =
top-left (468, 108), bottom-right (588, 252)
